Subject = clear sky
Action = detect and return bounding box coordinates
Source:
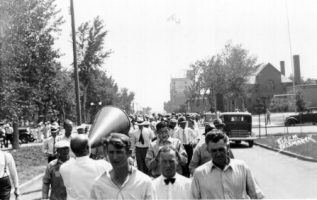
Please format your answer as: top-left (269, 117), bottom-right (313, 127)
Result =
top-left (54, 0), bottom-right (317, 113)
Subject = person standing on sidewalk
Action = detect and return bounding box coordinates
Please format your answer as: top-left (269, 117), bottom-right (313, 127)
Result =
top-left (43, 126), bottom-right (59, 163)
top-left (42, 140), bottom-right (70, 200)
top-left (4, 124), bottom-right (13, 148)
top-left (0, 148), bottom-right (20, 200)
top-left (266, 109), bottom-right (271, 125)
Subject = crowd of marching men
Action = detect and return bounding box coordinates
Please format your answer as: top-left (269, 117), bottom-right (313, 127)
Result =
top-left (0, 111), bottom-right (265, 200)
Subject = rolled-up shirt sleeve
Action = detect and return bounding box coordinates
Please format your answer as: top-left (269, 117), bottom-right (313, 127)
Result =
top-left (189, 147), bottom-right (201, 174)
top-left (245, 164), bottom-right (265, 199)
top-left (42, 164), bottom-right (51, 199)
top-left (177, 141), bottom-right (188, 166)
top-left (145, 143), bottom-right (158, 170)
top-left (7, 153), bottom-right (19, 188)
top-left (190, 171), bottom-right (201, 199)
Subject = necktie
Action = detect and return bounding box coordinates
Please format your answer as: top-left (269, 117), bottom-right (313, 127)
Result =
top-left (164, 178), bottom-right (176, 185)
top-left (139, 129), bottom-right (144, 145)
top-left (183, 129), bottom-right (187, 144)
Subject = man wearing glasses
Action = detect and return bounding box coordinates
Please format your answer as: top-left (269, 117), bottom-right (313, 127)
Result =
top-left (190, 132), bottom-right (265, 199)
top-left (145, 121), bottom-right (188, 178)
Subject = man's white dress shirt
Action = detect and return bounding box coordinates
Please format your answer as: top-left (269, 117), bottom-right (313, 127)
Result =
top-left (43, 137), bottom-right (57, 154)
top-left (152, 173), bottom-right (191, 200)
top-left (190, 159), bottom-right (265, 199)
top-left (90, 166), bottom-right (155, 200)
top-left (173, 127), bottom-right (198, 145)
top-left (131, 128), bottom-right (155, 157)
top-left (60, 156), bottom-right (111, 200)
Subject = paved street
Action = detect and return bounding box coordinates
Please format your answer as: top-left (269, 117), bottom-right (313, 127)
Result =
top-left (231, 142), bottom-right (317, 199)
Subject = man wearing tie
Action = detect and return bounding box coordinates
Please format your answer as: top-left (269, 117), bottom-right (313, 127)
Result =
top-left (131, 120), bottom-right (155, 175)
top-left (173, 117), bottom-right (198, 177)
top-left (152, 145), bottom-right (191, 199)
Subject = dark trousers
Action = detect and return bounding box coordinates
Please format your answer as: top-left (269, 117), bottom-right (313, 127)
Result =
top-left (0, 176), bottom-right (11, 200)
top-left (182, 144), bottom-right (193, 178)
top-left (5, 134), bottom-right (13, 147)
top-left (47, 154), bottom-right (57, 163)
top-left (136, 147), bottom-right (149, 175)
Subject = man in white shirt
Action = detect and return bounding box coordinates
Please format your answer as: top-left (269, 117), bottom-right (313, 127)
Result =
top-left (131, 121), bottom-right (154, 175)
top-left (190, 132), bottom-right (265, 199)
top-left (4, 124), bottom-right (13, 148)
top-left (173, 117), bottom-right (198, 177)
top-left (60, 135), bottom-right (111, 200)
top-left (90, 133), bottom-right (155, 200)
top-left (152, 145), bottom-right (191, 200)
top-left (43, 125), bottom-right (59, 163)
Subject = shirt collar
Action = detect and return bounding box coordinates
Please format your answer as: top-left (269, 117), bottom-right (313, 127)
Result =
top-left (75, 155), bottom-right (91, 164)
top-left (210, 157), bottom-right (232, 172)
top-left (159, 137), bottom-right (173, 144)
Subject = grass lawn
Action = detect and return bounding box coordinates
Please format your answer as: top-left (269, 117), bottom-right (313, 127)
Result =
top-left (8, 145), bottom-right (47, 184)
top-left (256, 132), bottom-right (317, 160)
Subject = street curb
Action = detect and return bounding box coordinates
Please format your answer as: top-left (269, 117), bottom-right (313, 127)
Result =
top-left (254, 142), bottom-right (317, 162)
top-left (11, 173), bottom-right (44, 195)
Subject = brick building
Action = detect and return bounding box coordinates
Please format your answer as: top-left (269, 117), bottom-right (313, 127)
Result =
top-left (244, 63), bottom-right (293, 113)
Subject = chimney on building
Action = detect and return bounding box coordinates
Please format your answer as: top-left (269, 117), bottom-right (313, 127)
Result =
top-left (293, 55), bottom-right (301, 85)
top-left (280, 61), bottom-right (285, 76)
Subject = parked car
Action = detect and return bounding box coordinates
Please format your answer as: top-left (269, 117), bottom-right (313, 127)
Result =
top-left (220, 112), bottom-right (256, 147)
top-left (284, 107), bottom-right (317, 126)
top-left (19, 127), bottom-right (36, 143)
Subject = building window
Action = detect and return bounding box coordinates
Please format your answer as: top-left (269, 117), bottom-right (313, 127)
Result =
top-left (267, 80), bottom-right (274, 90)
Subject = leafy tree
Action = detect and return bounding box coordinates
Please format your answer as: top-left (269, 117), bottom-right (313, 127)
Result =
top-left (75, 16), bottom-right (113, 123)
top-left (0, 0), bottom-right (64, 123)
top-left (114, 88), bottom-right (135, 114)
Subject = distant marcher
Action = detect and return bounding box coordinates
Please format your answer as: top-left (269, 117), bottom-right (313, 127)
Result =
top-left (90, 133), bottom-right (155, 200)
top-left (0, 148), bottom-right (20, 200)
top-left (168, 119), bottom-right (178, 138)
top-left (131, 121), bottom-right (155, 175)
top-left (4, 124), bottom-right (13, 148)
top-left (60, 135), bottom-right (111, 200)
top-left (77, 124), bottom-right (85, 134)
top-left (43, 123), bottom-right (50, 139)
top-left (42, 140), bottom-right (70, 200)
top-left (57, 119), bottom-right (74, 158)
top-left (173, 117), bottom-right (198, 177)
top-left (152, 145), bottom-right (191, 200)
top-left (43, 126), bottom-right (59, 163)
top-left (266, 109), bottom-right (271, 125)
top-left (190, 132), bottom-right (265, 199)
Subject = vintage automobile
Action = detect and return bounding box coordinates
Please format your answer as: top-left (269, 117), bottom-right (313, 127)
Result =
top-left (220, 112), bottom-right (256, 147)
top-left (284, 107), bottom-right (317, 126)
top-left (19, 127), bottom-right (36, 143)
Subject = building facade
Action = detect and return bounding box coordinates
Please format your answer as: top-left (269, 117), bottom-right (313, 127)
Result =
top-left (244, 63), bottom-right (292, 113)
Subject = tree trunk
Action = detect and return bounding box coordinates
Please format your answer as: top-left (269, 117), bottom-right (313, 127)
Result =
top-left (12, 122), bottom-right (19, 150)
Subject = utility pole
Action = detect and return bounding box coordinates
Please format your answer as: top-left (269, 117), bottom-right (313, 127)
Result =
top-left (70, 0), bottom-right (82, 125)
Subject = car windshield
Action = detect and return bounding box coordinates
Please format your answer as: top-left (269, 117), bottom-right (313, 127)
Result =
top-left (223, 115), bottom-right (251, 123)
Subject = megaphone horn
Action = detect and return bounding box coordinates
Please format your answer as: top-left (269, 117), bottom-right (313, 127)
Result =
top-left (88, 105), bottom-right (131, 148)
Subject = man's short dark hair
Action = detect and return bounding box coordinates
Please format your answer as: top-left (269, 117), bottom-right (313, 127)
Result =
top-left (103, 133), bottom-right (131, 153)
top-left (156, 121), bottom-right (168, 131)
top-left (205, 132), bottom-right (229, 145)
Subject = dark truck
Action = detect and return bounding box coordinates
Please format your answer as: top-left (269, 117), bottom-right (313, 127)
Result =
top-left (220, 112), bottom-right (256, 147)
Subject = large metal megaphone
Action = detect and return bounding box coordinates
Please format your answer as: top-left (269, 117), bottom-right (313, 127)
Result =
top-left (88, 105), bottom-right (131, 148)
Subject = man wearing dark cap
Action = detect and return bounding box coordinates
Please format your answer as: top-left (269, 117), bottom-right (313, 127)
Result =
top-left (42, 140), bottom-right (70, 200)
top-left (168, 118), bottom-right (178, 138)
top-left (43, 125), bottom-right (59, 163)
top-left (145, 121), bottom-right (187, 178)
top-left (90, 133), bottom-right (155, 200)
top-left (60, 135), bottom-right (111, 200)
top-left (173, 117), bottom-right (198, 177)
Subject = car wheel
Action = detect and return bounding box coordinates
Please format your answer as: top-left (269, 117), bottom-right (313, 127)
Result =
top-left (20, 134), bottom-right (29, 144)
top-left (235, 141), bottom-right (242, 144)
top-left (286, 120), bottom-right (295, 126)
top-left (248, 141), bottom-right (254, 147)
